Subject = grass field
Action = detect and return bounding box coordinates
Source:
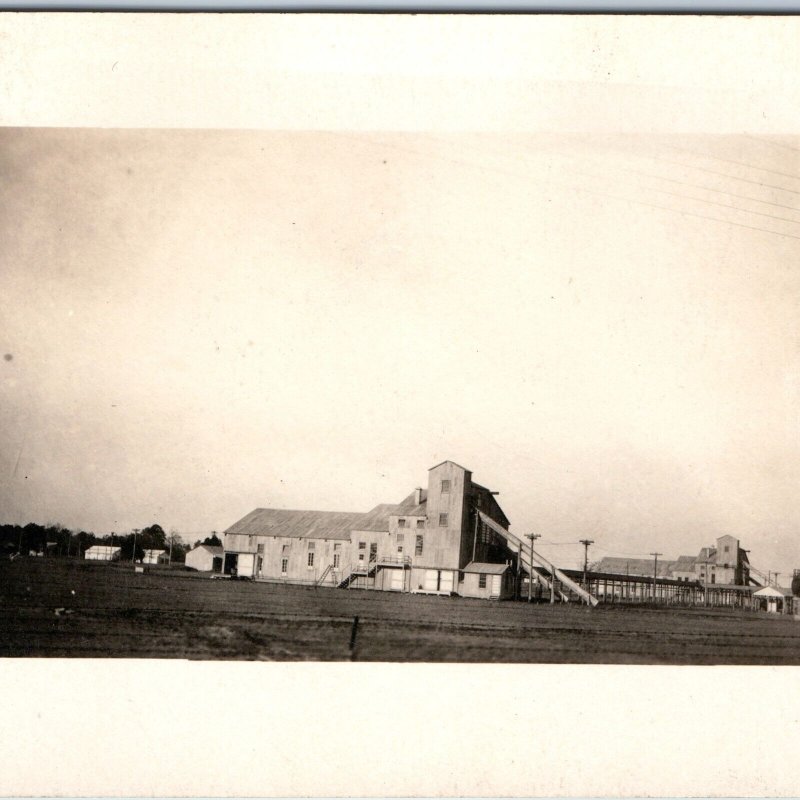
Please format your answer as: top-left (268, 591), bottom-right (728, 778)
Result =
top-left (2, 557), bottom-right (799, 662)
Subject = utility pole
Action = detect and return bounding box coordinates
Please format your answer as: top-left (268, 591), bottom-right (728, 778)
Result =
top-left (774, 572), bottom-right (780, 587)
top-left (526, 533), bottom-right (541, 602)
top-left (579, 539), bottom-right (594, 587)
top-left (131, 528), bottom-right (140, 563)
top-left (650, 552), bottom-right (662, 603)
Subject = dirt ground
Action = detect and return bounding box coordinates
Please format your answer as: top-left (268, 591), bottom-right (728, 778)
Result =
top-left (2, 557), bottom-right (799, 662)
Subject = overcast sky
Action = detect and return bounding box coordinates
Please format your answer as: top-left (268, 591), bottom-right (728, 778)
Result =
top-left (1, 128), bottom-right (799, 576)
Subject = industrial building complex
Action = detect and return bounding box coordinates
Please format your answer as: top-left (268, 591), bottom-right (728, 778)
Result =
top-left (189, 460), bottom-right (796, 614)
top-left (221, 461), bottom-right (529, 600)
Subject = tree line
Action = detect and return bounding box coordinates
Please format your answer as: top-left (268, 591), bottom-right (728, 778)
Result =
top-left (0, 523), bottom-right (222, 562)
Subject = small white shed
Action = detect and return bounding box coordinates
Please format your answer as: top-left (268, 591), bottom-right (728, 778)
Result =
top-left (84, 545), bottom-right (121, 561)
top-left (143, 549), bottom-right (168, 565)
top-left (753, 585), bottom-right (793, 614)
top-left (185, 544), bottom-right (224, 573)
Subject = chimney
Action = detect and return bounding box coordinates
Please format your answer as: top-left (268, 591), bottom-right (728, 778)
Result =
top-left (414, 487), bottom-right (423, 505)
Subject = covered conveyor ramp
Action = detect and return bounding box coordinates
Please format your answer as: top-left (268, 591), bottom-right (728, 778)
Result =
top-left (478, 512), bottom-right (599, 607)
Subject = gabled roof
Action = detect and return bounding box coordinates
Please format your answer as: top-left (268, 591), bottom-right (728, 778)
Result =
top-left (593, 557), bottom-right (676, 577)
top-left (193, 544), bottom-right (224, 555)
top-left (697, 547), bottom-right (717, 564)
top-left (353, 504), bottom-right (400, 532)
top-left (395, 489), bottom-right (427, 507)
top-left (463, 561), bottom-right (510, 575)
top-left (754, 585), bottom-right (793, 597)
top-left (671, 555), bottom-right (697, 572)
top-left (225, 508), bottom-right (366, 541)
top-left (428, 460), bottom-right (470, 473)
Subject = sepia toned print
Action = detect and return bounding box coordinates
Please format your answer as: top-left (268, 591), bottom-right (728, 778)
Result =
top-left (2, 127), bottom-right (799, 663)
top-left (5, 14), bottom-right (800, 799)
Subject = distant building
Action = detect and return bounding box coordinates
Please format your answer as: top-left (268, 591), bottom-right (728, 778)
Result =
top-left (592, 557), bottom-right (676, 578)
top-left (185, 544), bottom-right (224, 572)
top-left (670, 536), bottom-right (751, 585)
top-left (594, 535), bottom-right (752, 586)
top-left (84, 545), bottom-right (121, 561)
top-left (222, 460), bottom-right (516, 598)
top-left (142, 549), bottom-right (168, 565)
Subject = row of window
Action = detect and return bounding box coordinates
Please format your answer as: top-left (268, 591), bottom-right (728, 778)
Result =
top-left (397, 514), bottom-right (448, 528)
top-left (397, 518), bottom-right (425, 529)
top-left (265, 536), bottom-right (428, 573)
top-left (274, 550), bottom-right (342, 574)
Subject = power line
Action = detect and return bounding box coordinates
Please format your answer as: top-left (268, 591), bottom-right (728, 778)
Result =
top-left (336, 132), bottom-right (800, 243)
top-left (521, 143), bottom-right (800, 215)
top-left (580, 186), bottom-right (800, 242)
top-left (623, 150), bottom-right (800, 198)
top-left (664, 144), bottom-right (800, 185)
top-left (744, 135), bottom-right (800, 156)
top-left (559, 163), bottom-right (800, 229)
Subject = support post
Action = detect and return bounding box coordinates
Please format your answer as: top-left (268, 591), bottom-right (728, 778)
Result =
top-left (526, 533), bottom-right (541, 602)
top-left (650, 552), bottom-right (662, 603)
top-left (579, 539), bottom-right (595, 588)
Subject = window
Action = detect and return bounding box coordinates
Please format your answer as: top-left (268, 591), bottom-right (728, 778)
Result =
top-left (398, 519), bottom-right (406, 528)
top-left (333, 553), bottom-right (340, 569)
top-left (417, 519), bottom-right (425, 529)
top-left (308, 541), bottom-right (315, 550)
top-left (256, 543), bottom-right (264, 555)
top-left (282, 544), bottom-right (290, 554)
top-left (397, 545), bottom-right (404, 554)
top-left (415, 535), bottom-right (424, 556)
top-left (711, 574), bottom-right (716, 584)
top-left (358, 542), bottom-right (366, 550)
top-left (441, 480), bottom-right (451, 493)
top-left (396, 533), bottom-right (404, 543)
top-left (358, 542), bottom-right (366, 562)
top-left (281, 558), bottom-right (288, 575)
top-left (307, 552), bottom-right (315, 568)
top-left (479, 574), bottom-right (487, 588)
top-left (369, 543), bottom-right (377, 561)
top-left (334, 543), bottom-right (341, 551)
top-left (439, 513), bottom-right (448, 527)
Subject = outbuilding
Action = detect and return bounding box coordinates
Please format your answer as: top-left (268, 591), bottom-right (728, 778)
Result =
top-left (753, 585), bottom-right (794, 614)
top-left (143, 549), bottom-right (169, 565)
top-left (460, 562), bottom-right (515, 600)
top-left (185, 544), bottom-right (224, 573)
top-left (84, 545), bottom-right (121, 562)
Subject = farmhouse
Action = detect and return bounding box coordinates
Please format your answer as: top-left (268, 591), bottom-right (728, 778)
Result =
top-left (84, 545), bottom-right (121, 561)
top-left (185, 544), bottom-right (224, 573)
top-left (222, 460), bottom-right (518, 598)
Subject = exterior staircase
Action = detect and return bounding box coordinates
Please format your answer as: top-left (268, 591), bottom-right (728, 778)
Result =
top-left (478, 511), bottom-right (599, 606)
top-left (339, 559), bottom-right (378, 589)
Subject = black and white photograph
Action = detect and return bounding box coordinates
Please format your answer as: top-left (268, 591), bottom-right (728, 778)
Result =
top-left (2, 13), bottom-right (800, 797)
